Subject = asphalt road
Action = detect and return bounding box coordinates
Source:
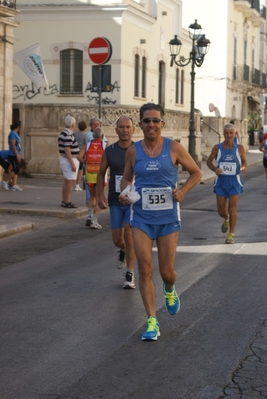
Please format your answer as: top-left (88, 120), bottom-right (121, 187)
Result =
top-left (0, 163), bottom-right (267, 399)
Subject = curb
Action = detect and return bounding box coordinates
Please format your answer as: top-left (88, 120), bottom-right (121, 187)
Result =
top-left (0, 222), bottom-right (35, 239)
top-left (0, 208), bottom-right (88, 219)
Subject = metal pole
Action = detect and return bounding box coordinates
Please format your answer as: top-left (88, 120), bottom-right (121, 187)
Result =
top-left (98, 65), bottom-right (102, 119)
top-left (188, 43), bottom-right (200, 167)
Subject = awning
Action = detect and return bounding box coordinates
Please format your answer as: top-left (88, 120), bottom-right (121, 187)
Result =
top-left (247, 95), bottom-right (260, 104)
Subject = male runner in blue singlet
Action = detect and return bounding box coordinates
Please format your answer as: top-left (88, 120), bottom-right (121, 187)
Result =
top-left (206, 123), bottom-right (247, 244)
top-left (119, 103), bottom-right (202, 341)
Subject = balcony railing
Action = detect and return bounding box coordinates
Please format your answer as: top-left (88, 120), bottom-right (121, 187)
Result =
top-left (233, 64), bottom-right (267, 88)
top-left (244, 64), bottom-right (250, 81)
top-left (234, 0), bottom-right (260, 11)
top-left (261, 4), bottom-right (266, 19)
top-left (251, 68), bottom-right (260, 85)
top-left (233, 64), bottom-right (250, 82)
top-left (0, 0), bottom-right (16, 9)
top-left (261, 72), bottom-right (267, 88)
top-left (251, 0), bottom-right (260, 13)
top-left (233, 65), bottom-right (237, 80)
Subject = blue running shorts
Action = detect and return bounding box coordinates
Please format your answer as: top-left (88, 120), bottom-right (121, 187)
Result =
top-left (130, 221), bottom-right (181, 240)
top-left (213, 175), bottom-right (243, 198)
top-left (110, 205), bottom-right (131, 229)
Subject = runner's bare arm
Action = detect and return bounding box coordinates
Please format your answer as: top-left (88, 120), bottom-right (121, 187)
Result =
top-left (77, 144), bottom-right (86, 163)
top-left (120, 146), bottom-right (135, 192)
top-left (119, 146), bottom-right (135, 205)
top-left (239, 145), bottom-right (247, 172)
top-left (206, 144), bottom-right (222, 175)
top-left (97, 151), bottom-right (109, 209)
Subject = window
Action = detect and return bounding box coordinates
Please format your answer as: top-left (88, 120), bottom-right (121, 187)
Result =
top-left (233, 37), bottom-right (237, 80)
top-left (180, 70), bottom-right (184, 105)
top-left (141, 56), bottom-right (147, 98)
top-left (175, 68), bottom-right (184, 105)
top-left (134, 54), bottom-right (140, 97)
top-left (60, 49), bottom-right (83, 94)
top-left (234, 37), bottom-right (237, 66)
top-left (158, 61), bottom-right (165, 108)
top-left (244, 39), bottom-right (247, 65)
top-left (175, 68), bottom-right (179, 104)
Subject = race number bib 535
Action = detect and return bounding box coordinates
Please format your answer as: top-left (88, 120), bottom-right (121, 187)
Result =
top-left (141, 187), bottom-right (173, 210)
top-left (219, 162), bottom-right (236, 175)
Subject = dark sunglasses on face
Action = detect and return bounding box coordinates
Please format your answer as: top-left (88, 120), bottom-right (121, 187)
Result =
top-left (141, 118), bottom-right (163, 124)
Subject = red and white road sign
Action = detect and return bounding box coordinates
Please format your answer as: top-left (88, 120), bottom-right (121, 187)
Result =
top-left (88, 37), bottom-right (112, 65)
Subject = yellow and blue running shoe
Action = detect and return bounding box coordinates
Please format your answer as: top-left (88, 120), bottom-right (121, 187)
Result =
top-left (221, 219), bottom-right (229, 233)
top-left (163, 283), bottom-right (180, 315)
top-left (142, 316), bottom-right (160, 341)
top-left (225, 233), bottom-right (235, 244)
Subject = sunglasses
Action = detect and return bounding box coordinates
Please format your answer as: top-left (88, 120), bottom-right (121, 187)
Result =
top-left (141, 118), bottom-right (163, 124)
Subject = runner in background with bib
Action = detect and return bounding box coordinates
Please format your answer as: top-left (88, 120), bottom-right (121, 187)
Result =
top-left (119, 103), bottom-right (202, 341)
top-left (206, 123), bottom-right (247, 244)
top-left (78, 127), bottom-right (107, 229)
top-left (259, 133), bottom-right (267, 188)
top-left (97, 116), bottom-right (136, 289)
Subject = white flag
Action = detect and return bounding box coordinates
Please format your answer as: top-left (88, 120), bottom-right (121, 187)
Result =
top-left (14, 43), bottom-right (49, 90)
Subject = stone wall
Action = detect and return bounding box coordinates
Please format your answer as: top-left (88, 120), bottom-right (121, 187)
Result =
top-left (16, 104), bottom-right (249, 175)
top-left (200, 116), bottom-right (249, 151)
top-left (17, 104), bottom-right (197, 174)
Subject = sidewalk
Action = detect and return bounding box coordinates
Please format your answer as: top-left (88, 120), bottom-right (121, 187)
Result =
top-left (0, 148), bottom-right (262, 239)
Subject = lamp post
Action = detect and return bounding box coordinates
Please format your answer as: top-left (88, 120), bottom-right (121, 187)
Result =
top-left (169, 20), bottom-right (210, 166)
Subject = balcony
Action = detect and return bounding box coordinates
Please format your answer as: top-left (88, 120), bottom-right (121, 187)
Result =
top-left (261, 72), bottom-right (267, 88)
top-left (261, 4), bottom-right (266, 19)
top-left (233, 64), bottom-right (250, 82)
top-left (251, 68), bottom-right (260, 85)
top-left (233, 64), bottom-right (267, 88)
top-left (0, 0), bottom-right (16, 8)
top-left (234, 0), bottom-right (265, 26)
top-left (251, 0), bottom-right (260, 13)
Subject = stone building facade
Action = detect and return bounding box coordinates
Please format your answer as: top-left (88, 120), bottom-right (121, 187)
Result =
top-left (12, 1), bottom-right (252, 175)
top-left (0, 2), bottom-right (18, 179)
top-left (19, 103), bottom-right (194, 174)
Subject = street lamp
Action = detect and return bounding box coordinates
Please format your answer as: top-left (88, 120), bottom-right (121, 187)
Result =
top-left (169, 20), bottom-right (210, 166)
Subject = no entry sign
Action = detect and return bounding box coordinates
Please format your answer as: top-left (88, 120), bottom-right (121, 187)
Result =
top-left (88, 37), bottom-right (112, 65)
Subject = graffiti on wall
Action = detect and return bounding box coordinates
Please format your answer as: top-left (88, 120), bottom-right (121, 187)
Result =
top-left (85, 80), bottom-right (120, 103)
top-left (13, 83), bottom-right (59, 100)
top-left (85, 81), bottom-right (120, 93)
top-left (12, 80), bottom-right (120, 102)
top-left (86, 95), bottom-right (116, 104)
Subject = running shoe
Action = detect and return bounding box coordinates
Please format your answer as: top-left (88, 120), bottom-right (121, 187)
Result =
top-left (85, 217), bottom-right (92, 227)
top-left (221, 219), bottom-right (229, 233)
top-left (90, 221), bottom-right (102, 230)
top-left (142, 316), bottom-right (160, 341)
top-left (117, 249), bottom-right (126, 269)
top-left (1, 181), bottom-right (9, 190)
top-left (225, 233), bottom-right (234, 244)
top-left (74, 184), bottom-right (82, 191)
top-left (123, 271), bottom-right (136, 289)
top-left (11, 185), bottom-right (23, 191)
top-left (163, 283), bottom-right (180, 315)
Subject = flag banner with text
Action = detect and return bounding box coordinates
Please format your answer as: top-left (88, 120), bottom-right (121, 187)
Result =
top-left (14, 43), bottom-right (49, 89)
